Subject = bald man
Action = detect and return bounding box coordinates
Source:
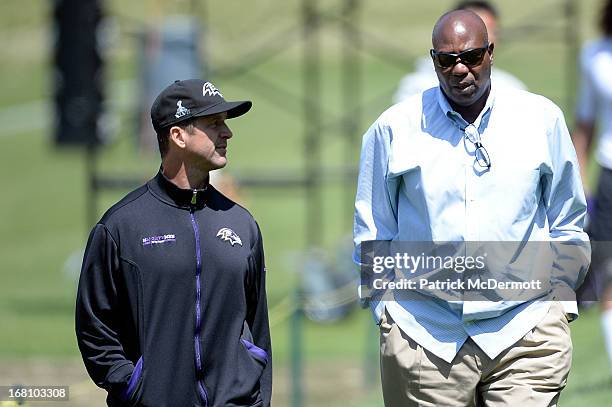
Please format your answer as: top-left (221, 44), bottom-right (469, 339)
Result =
top-left (393, 1), bottom-right (526, 103)
top-left (354, 10), bottom-right (589, 406)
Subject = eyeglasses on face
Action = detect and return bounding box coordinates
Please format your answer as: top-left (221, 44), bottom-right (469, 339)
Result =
top-left (430, 45), bottom-right (489, 69)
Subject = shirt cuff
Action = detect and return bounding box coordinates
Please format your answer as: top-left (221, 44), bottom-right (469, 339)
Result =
top-left (560, 300), bottom-right (578, 322)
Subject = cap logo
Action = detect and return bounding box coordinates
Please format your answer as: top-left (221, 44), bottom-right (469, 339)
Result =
top-left (175, 100), bottom-right (190, 119)
top-left (216, 227), bottom-right (242, 246)
top-left (203, 82), bottom-right (223, 98)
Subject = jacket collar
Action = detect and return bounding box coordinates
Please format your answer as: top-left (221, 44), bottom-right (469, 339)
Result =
top-left (148, 169), bottom-right (210, 209)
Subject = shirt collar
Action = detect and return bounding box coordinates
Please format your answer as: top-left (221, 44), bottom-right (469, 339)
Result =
top-left (436, 83), bottom-right (496, 133)
top-left (148, 169), bottom-right (210, 209)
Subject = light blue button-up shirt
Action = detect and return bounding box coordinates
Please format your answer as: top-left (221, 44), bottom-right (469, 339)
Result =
top-left (353, 85), bottom-right (590, 363)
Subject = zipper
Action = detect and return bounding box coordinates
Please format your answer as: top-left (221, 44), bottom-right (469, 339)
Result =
top-left (190, 209), bottom-right (209, 406)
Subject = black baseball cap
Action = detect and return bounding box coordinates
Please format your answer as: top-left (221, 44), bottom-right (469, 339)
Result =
top-left (150, 79), bottom-right (252, 131)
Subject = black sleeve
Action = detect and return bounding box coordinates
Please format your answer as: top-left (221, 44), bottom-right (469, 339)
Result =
top-left (75, 224), bottom-right (134, 399)
top-left (246, 222), bottom-right (272, 407)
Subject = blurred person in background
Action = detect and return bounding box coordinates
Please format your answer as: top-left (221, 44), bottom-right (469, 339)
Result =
top-left (393, 0), bottom-right (526, 104)
top-left (76, 79), bottom-right (271, 406)
top-left (572, 0), bottom-right (612, 377)
top-left (209, 168), bottom-right (244, 203)
top-left (355, 9), bottom-right (589, 406)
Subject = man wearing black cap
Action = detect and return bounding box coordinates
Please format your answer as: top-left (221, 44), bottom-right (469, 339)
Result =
top-left (76, 79), bottom-right (271, 407)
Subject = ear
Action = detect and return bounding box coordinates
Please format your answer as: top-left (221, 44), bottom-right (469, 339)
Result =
top-left (488, 43), bottom-right (495, 64)
top-left (168, 125), bottom-right (188, 150)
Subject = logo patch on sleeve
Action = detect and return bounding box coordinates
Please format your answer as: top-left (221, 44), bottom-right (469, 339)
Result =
top-left (216, 228), bottom-right (242, 246)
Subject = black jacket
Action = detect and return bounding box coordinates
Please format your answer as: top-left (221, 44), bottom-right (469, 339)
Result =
top-left (76, 171), bottom-right (272, 407)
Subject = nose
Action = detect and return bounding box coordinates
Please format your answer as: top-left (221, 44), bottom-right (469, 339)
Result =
top-left (451, 61), bottom-right (470, 75)
top-left (220, 123), bottom-right (233, 139)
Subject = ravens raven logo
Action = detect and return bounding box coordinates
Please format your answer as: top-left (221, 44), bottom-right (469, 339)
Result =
top-left (216, 228), bottom-right (243, 246)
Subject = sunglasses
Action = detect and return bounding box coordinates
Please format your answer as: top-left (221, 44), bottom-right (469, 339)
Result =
top-left (430, 45), bottom-right (490, 69)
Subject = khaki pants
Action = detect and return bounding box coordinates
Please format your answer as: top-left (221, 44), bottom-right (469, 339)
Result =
top-left (379, 302), bottom-right (572, 407)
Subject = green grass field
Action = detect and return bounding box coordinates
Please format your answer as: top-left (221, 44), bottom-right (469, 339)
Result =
top-left (1, 0), bottom-right (611, 405)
